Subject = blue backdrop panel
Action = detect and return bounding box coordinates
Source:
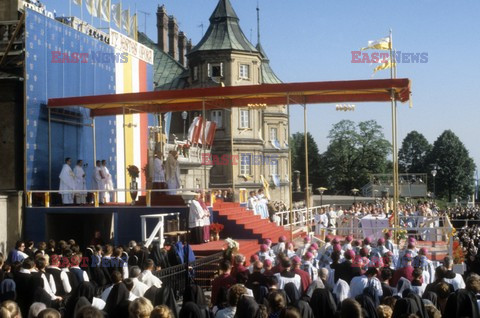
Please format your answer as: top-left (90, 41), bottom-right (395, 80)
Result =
top-left (25, 9), bottom-right (116, 190)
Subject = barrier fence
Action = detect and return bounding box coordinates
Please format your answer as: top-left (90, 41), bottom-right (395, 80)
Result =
top-left (154, 251), bottom-right (223, 298)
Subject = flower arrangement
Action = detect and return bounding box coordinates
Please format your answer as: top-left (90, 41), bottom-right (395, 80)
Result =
top-left (127, 165), bottom-right (140, 179)
top-left (225, 238), bottom-right (240, 251)
top-left (210, 223), bottom-right (224, 234)
top-left (382, 228), bottom-right (407, 241)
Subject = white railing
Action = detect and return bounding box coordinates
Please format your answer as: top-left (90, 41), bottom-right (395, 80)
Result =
top-left (140, 212), bottom-right (181, 248)
top-left (275, 205), bottom-right (330, 228)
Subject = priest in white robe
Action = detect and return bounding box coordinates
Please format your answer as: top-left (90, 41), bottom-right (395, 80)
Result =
top-left (92, 160), bottom-right (105, 203)
top-left (165, 151), bottom-right (180, 195)
top-left (102, 160), bottom-right (114, 202)
top-left (74, 159), bottom-right (87, 204)
top-left (188, 194), bottom-right (205, 244)
top-left (59, 158), bottom-right (76, 204)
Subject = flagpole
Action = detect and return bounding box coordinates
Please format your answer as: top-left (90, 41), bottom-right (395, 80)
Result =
top-left (69, 0), bottom-right (72, 17)
top-left (389, 29), bottom-right (399, 242)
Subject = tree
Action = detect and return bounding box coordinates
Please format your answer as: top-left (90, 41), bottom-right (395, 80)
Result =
top-left (321, 120), bottom-right (391, 194)
top-left (426, 130), bottom-right (475, 202)
top-left (290, 132), bottom-right (322, 191)
top-left (398, 131), bottom-right (432, 173)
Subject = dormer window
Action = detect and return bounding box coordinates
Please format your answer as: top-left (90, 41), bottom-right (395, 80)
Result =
top-left (193, 66), bottom-right (199, 81)
top-left (208, 63), bottom-right (223, 78)
top-left (239, 64), bottom-right (249, 79)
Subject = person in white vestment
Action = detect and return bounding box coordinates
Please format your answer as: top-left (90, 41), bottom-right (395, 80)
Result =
top-left (102, 160), bottom-right (114, 202)
top-left (73, 159), bottom-right (87, 204)
top-left (188, 193), bottom-right (206, 244)
top-left (349, 267), bottom-right (383, 299)
top-left (92, 160), bottom-right (105, 203)
top-left (152, 152), bottom-right (166, 190)
top-left (165, 151), bottom-right (181, 195)
top-left (247, 191), bottom-right (258, 214)
top-left (314, 208), bottom-right (328, 239)
top-left (59, 158), bottom-right (76, 204)
top-left (255, 189), bottom-right (269, 219)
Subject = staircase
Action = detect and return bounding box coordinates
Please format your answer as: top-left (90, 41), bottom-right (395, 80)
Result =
top-left (212, 201), bottom-right (290, 244)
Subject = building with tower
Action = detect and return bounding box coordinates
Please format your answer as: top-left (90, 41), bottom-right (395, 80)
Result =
top-left (148, 0), bottom-right (290, 204)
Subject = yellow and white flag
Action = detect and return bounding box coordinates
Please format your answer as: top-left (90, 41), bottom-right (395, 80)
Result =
top-left (361, 36), bottom-right (391, 51)
top-left (85, 0), bottom-right (99, 17)
top-left (373, 60), bottom-right (396, 74)
top-left (260, 175), bottom-right (271, 200)
top-left (121, 9), bottom-right (130, 33)
top-left (73, 0), bottom-right (82, 6)
top-left (111, 3), bottom-right (121, 28)
top-left (100, 0), bottom-right (110, 22)
top-left (129, 13), bottom-right (137, 39)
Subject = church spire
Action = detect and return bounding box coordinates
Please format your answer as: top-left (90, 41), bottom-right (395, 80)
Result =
top-left (256, 2), bottom-right (260, 46)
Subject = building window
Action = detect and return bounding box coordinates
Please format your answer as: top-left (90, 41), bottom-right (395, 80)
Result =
top-left (270, 159), bottom-right (278, 175)
top-left (211, 110), bottom-right (223, 128)
top-left (270, 127), bottom-right (278, 142)
top-left (208, 63), bottom-right (223, 78)
top-left (193, 66), bottom-right (198, 81)
top-left (240, 109), bottom-right (250, 128)
top-left (240, 153), bottom-right (251, 175)
top-left (239, 64), bottom-right (249, 79)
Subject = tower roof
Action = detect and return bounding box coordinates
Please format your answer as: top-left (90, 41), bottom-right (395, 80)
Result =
top-left (189, 0), bottom-right (257, 54)
top-left (256, 43), bottom-right (282, 84)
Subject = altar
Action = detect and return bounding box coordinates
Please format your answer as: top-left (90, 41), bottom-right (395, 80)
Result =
top-left (360, 216), bottom-right (389, 241)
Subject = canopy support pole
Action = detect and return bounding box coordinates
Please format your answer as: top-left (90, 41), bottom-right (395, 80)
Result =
top-left (93, 117), bottom-right (97, 168)
top-left (123, 107), bottom-right (127, 203)
top-left (48, 107), bottom-right (52, 190)
top-left (202, 99), bottom-right (207, 190)
top-left (287, 94), bottom-right (294, 241)
top-left (303, 101), bottom-right (310, 234)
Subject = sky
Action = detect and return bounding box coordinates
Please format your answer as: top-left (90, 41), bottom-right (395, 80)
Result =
top-left (42, 0), bottom-right (480, 170)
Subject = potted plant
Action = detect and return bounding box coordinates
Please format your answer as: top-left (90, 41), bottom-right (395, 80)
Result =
top-left (127, 165), bottom-right (140, 203)
top-left (210, 223), bottom-right (224, 241)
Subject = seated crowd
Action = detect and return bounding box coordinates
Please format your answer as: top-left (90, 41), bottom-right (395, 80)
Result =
top-left (1, 230), bottom-right (479, 318)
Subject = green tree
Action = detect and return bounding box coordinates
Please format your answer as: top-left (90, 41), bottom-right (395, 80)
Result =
top-left (426, 130), bottom-right (475, 201)
top-left (321, 120), bottom-right (391, 194)
top-left (290, 132), bottom-right (322, 191)
top-left (398, 131), bottom-right (432, 173)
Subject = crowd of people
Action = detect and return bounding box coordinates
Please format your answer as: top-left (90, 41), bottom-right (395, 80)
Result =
top-left (207, 232), bottom-right (478, 318)
top-left (0, 234), bottom-right (199, 318)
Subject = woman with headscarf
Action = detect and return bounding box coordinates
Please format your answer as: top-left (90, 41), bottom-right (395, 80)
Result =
top-left (65, 281), bottom-right (105, 318)
top-left (396, 277), bottom-right (412, 297)
top-left (332, 279), bottom-right (349, 305)
top-left (234, 295), bottom-right (260, 318)
top-left (355, 294), bottom-right (379, 318)
top-left (104, 281), bottom-right (130, 317)
top-left (444, 289), bottom-right (480, 318)
top-left (308, 288), bottom-right (337, 318)
top-left (284, 283), bottom-right (313, 318)
top-left (422, 291), bottom-right (438, 309)
top-left (179, 301), bottom-right (204, 318)
top-left (150, 242), bottom-right (170, 269)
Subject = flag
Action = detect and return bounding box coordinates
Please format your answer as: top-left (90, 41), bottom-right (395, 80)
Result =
top-left (111, 3), bottom-right (121, 28)
top-left (73, 0), bottom-right (82, 5)
top-left (129, 13), bottom-right (137, 39)
top-left (260, 175), bottom-right (271, 200)
top-left (373, 60), bottom-right (396, 74)
top-left (361, 36), bottom-right (391, 51)
top-left (85, 0), bottom-right (99, 17)
top-left (122, 9), bottom-right (130, 33)
top-left (100, 0), bottom-right (110, 22)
